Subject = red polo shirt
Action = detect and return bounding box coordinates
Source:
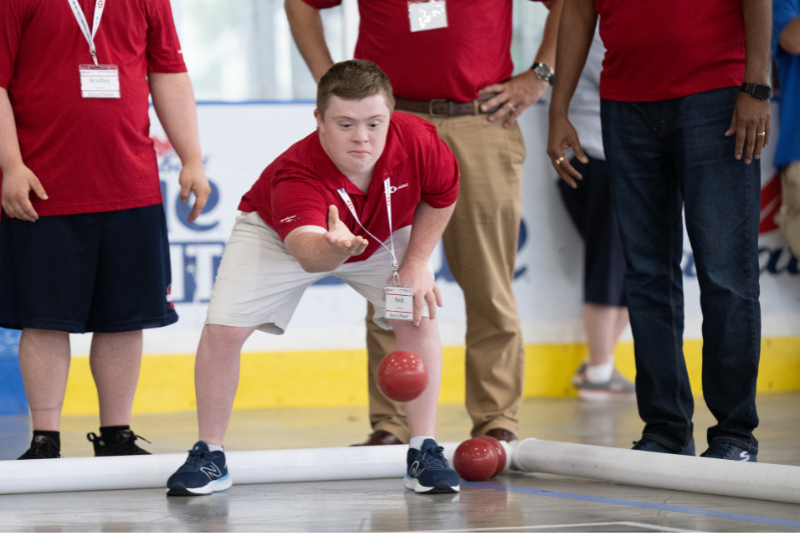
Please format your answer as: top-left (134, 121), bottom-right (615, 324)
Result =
top-left (0, 0), bottom-right (186, 216)
top-left (596, 0), bottom-right (746, 102)
top-left (302, 0), bottom-right (542, 103)
top-left (239, 112), bottom-right (460, 263)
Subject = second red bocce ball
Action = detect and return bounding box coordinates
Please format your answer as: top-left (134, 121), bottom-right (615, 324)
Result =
top-left (453, 436), bottom-right (506, 481)
top-left (377, 350), bottom-right (428, 402)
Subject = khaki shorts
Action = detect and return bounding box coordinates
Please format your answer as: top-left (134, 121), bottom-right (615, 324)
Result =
top-left (206, 211), bottom-right (427, 334)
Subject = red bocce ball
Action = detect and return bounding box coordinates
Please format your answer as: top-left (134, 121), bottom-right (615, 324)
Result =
top-left (476, 435), bottom-right (507, 477)
top-left (453, 438), bottom-right (499, 481)
top-left (377, 350), bottom-right (428, 402)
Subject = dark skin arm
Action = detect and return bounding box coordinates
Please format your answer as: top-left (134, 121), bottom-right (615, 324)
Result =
top-left (545, 0), bottom-right (596, 188)
top-left (725, 0), bottom-right (772, 164)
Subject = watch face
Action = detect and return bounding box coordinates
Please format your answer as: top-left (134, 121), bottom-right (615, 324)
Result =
top-left (534, 64), bottom-right (553, 81)
top-left (753, 84), bottom-right (770, 101)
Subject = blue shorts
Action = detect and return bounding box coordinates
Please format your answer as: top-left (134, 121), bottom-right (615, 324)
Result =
top-left (557, 156), bottom-right (627, 307)
top-left (0, 205), bottom-right (178, 333)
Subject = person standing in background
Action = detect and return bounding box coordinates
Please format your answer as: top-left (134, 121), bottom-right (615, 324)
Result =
top-left (773, 0), bottom-right (800, 258)
top-left (549, 0), bottom-right (769, 460)
top-left (555, 27), bottom-right (636, 401)
top-left (0, 0), bottom-right (210, 459)
top-left (286, 0), bottom-right (563, 445)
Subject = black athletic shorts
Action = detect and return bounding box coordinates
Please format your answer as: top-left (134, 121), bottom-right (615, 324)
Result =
top-left (557, 155), bottom-right (627, 307)
top-left (0, 204), bottom-right (178, 333)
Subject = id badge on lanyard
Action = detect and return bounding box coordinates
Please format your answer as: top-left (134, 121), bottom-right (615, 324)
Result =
top-left (336, 179), bottom-right (415, 322)
top-left (67, 0), bottom-right (121, 98)
top-left (408, 0), bottom-right (448, 33)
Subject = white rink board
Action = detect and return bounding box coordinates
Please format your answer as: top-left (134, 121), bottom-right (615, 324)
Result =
top-left (67, 102), bottom-right (800, 355)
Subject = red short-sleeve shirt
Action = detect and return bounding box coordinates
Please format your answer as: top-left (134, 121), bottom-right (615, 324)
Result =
top-left (302, 0), bottom-right (541, 103)
top-left (0, 0), bottom-right (186, 216)
top-left (596, 0), bottom-right (746, 102)
top-left (239, 112), bottom-right (460, 263)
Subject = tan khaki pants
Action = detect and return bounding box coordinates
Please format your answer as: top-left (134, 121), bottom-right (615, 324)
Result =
top-left (780, 162), bottom-right (800, 259)
top-left (365, 112), bottom-right (527, 441)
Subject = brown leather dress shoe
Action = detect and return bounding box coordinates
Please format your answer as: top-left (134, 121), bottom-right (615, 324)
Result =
top-left (351, 430), bottom-right (403, 446)
top-left (484, 428), bottom-right (518, 442)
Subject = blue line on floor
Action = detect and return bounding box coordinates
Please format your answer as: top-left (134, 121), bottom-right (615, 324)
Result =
top-left (464, 481), bottom-right (800, 529)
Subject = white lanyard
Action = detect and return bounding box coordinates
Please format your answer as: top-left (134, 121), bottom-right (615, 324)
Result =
top-left (67, 0), bottom-right (107, 65)
top-left (336, 178), bottom-right (399, 276)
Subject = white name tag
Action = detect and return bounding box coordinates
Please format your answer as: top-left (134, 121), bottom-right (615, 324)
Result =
top-left (408, 0), bottom-right (448, 33)
top-left (385, 286), bottom-right (414, 321)
top-left (79, 64), bottom-right (120, 99)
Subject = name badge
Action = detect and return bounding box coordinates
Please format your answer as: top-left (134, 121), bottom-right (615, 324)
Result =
top-left (79, 64), bottom-right (120, 99)
top-left (408, 1), bottom-right (448, 33)
top-left (385, 285), bottom-right (414, 321)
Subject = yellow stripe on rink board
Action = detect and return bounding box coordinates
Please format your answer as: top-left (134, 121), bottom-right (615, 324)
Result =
top-left (61, 337), bottom-right (800, 415)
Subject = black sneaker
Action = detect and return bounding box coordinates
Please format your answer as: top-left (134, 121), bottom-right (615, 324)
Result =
top-left (87, 429), bottom-right (152, 456)
top-left (632, 437), bottom-right (696, 456)
top-left (18, 435), bottom-right (61, 460)
top-left (166, 441), bottom-right (232, 496)
top-left (404, 439), bottom-right (459, 494)
top-left (701, 442), bottom-right (757, 462)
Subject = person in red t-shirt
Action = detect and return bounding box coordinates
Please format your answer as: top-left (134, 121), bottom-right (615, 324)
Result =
top-left (287, 0), bottom-right (564, 446)
top-left (166, 60), bottom-right (461, 496)
top-left (0, 0), bottom-right (209, 460)
top-left (548, 0), bottom-right (771, 461)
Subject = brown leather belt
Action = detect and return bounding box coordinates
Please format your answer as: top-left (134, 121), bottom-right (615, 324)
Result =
top-left (394, 93), bottom-right (500, 118)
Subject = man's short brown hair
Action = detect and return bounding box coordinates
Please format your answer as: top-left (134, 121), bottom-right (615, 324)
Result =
top-left (317, 60), bottom-right (395, 119)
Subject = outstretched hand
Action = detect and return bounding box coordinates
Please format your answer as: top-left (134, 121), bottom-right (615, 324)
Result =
top-left (323, 205), bottom-right (368, 256)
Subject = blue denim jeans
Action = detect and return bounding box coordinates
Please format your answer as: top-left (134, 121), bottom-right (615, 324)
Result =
top-left (601, 87), bottom-right (761, 453)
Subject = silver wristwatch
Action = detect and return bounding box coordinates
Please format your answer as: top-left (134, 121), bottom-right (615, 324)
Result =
top-left (531, 62), bottom-right (554, 85)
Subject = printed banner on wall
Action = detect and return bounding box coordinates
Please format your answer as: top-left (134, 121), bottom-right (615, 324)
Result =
top-left (65, 102), bottom-right (799, 356)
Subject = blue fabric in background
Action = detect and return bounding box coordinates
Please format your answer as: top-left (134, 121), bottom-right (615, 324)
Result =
top-left (772, 0), bottom-right (800, 166)
top-left (0, 328), bottom-right (28, 416)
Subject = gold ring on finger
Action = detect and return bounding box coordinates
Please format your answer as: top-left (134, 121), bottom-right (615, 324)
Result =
top-left (506, 102), bottom-right (516, 112)
top-left (757, 132), bottom-right (766, 136)
top-left (555, 157), bottom-right (565, 165)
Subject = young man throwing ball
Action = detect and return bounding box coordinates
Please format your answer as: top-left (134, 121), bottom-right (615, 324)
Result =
top-left (166, 60), bottom-right (460, 496)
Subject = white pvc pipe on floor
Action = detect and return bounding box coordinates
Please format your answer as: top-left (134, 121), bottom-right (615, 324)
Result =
top-left (510, 438), bottom-right (800, 505)
top-left (0, 443), bottom-right (459, 495)
top-left (4, 438), bottom-right (800, 503)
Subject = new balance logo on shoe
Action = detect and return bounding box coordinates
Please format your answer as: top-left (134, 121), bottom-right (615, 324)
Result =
top-left (409, 461), bottom-right (425, 478)
top-left (200, 463), bottom-right (223, 480)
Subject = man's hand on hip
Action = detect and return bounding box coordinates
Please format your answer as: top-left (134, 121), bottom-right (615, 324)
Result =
top-left (396, 260), bottom-right (442, 326)
top-left (1, 163), bottom-right (47, 222)
top-left (179, 162), bottom-right (211, 223)
top-left (725, 93), bottom-right (771, 165)
top-left (323, 205), bottom-right (368, 256)
top-left (480, 70), bottom-right (549, 129)
top-left (547, 114), bottom-right (588, 189)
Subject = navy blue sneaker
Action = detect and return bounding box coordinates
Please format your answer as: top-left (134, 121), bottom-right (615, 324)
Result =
top-left (166, 441), bottom-right (232, 496)
top-left (701, 442), bottom-right (757, 462)
top-left (404, 439), bottom-right (459, 494)
top-left (632, 437), bottom-right (696, 456)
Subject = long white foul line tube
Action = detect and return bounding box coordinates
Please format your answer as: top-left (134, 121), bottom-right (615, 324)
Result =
top-left (510, 438), bottom-right (800, 505)
top-left (0, 443), bottom-right (460, 495)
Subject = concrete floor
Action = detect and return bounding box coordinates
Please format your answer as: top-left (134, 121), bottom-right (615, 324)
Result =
top-left (1, 393), bottom-right (800, 532)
